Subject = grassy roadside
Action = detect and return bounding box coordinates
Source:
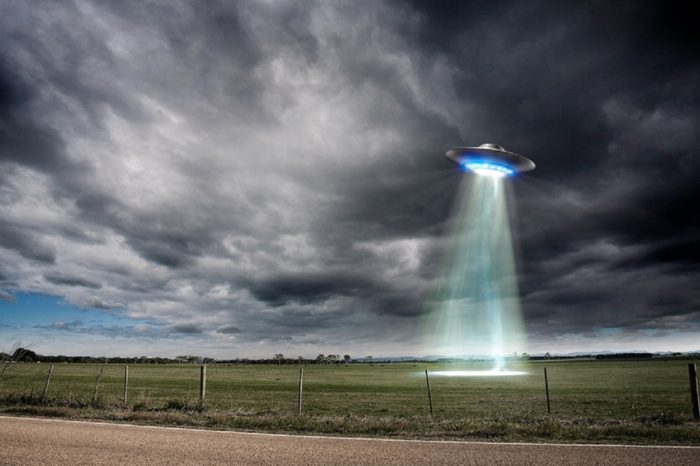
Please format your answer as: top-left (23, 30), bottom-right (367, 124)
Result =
top-left (2, 401), bottom-right (698, 445)
top-left (1, 359), bottom-right (699, 444)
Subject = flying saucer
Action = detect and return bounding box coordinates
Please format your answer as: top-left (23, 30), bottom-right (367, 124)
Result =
top-left (445, 143), bottom-right (535, 178)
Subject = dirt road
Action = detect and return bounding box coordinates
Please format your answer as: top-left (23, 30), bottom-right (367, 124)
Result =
top-left (1, 416), bottom-right (698, 465)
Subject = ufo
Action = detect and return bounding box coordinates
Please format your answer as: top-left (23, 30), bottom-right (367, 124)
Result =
top-left (445, 143), bottom-right (535, 178)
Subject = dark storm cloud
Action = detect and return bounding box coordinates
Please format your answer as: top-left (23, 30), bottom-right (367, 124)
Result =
top-left (73, 194), bottom-right (198, 268)
top-left (216, 325), bottom-right (240, 334)
top-left (246, 270), bottom-right (422, 318)
top-left (169, 323), bottom-right (203, 335)
top-left (0, 222), bottom-right (56, 263)
top-left (610, 237), bottom-right (700, 273)
top-left (0, 59), bottom-right (75, 176)
top-left (247, 272), bottom-right (378, 306)
top-left (44, 274), bottom-right (102, 289)
top-left (1, 0), bottom-right (699, 355)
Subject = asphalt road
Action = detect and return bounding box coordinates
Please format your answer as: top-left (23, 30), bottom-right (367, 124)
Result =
top-left (1, 416), bottom-right (699, 465)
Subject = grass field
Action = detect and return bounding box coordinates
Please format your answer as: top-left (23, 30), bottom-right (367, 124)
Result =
top-left (1, 359), bottom-right (699, 444)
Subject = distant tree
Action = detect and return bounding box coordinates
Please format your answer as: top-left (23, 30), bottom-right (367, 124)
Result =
top-left (326, 354), bottom-right (339, 364)
top-left (316, 354), bottom-right (325, 364)
top-left (274, 353), bottom-right (284, 365)
top-left (544, 352), bottom-right (551, 360)
top-left (11, 347), bottom-right (37, 362)
top-left (343, 355), bottom-right (351, 365)
top-left (366, 355), bottom-right (373, 364)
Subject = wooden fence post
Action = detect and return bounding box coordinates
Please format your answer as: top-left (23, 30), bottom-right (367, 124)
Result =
top-left (199, 365), bottom-right (206, 402)
top-left (689, 363), bottom-right (699, 421)
top-left (93, 367), bottom-right (105, 405)
top-left (123, 365), bottom-right (129, 405)
top-left (41, 364), bottom-right (54, 400)
top-left (297, 367), bottom-right (304, 415)
top-left (544, 367), bottom-right (551, 414)
top-left (425, 369), bottom-right (433, 417)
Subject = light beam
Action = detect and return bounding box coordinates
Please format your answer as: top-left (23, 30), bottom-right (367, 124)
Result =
top-left (421, 144), bottom-right (533, 376)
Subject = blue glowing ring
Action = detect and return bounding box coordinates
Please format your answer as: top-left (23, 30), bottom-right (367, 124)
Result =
top-left (445, 144), bottom-right (535, 174)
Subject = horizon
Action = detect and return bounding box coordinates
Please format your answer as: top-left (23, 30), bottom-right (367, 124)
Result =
top-left (6, 342), bottom-right (700, 361)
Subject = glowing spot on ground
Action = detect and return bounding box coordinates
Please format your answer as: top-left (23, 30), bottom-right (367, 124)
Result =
top-left (429, 370), bottom-right (528, 377)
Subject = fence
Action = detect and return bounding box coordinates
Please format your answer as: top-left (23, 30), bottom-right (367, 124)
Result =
top-left (0, 359), bottom-right (698, 421)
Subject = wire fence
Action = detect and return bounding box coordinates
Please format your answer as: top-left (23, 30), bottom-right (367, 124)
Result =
top-left (0, 360), bottom-right (698, 422)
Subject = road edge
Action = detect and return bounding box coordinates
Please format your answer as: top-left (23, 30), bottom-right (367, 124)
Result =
top-left (2, 414), bottom-right (699, 449)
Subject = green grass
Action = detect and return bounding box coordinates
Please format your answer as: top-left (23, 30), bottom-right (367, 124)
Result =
top-left (1, 359), bottom-right (699, 444)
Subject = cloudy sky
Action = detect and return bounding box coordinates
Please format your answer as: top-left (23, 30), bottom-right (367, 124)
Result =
top-left (1, 1), bottom-right (698, 358)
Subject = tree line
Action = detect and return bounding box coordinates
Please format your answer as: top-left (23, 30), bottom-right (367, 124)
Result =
top-left (1, 348), bottom-right (368, 365)
top-left (5, 347), bottom-right (691, 364)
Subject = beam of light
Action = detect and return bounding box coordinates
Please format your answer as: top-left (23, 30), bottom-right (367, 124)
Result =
top-left (421, 175), bottom-right (527, 374)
